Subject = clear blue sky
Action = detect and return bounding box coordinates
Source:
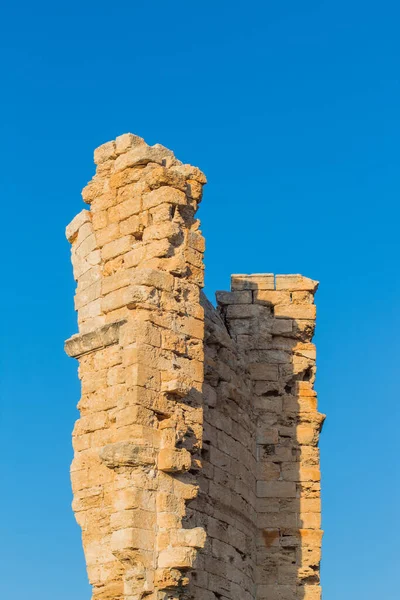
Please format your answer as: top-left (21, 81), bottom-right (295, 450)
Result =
top-left (0, 1), bottom-right (399, 598)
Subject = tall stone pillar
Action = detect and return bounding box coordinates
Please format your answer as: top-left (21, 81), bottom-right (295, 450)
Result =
top-left (65, 134), bottom-right (207, 600)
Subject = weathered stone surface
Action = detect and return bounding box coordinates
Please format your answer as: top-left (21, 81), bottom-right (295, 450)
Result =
top-left (160, 379), bottom-right (191, 397)
top-left (231, 273), bottom-right (275, 290)
top-left (99, 442), bottom-right (156, 468)
top-left (65, 133), bottom-right (323, 600)
top-left (275, 274), bottom-right (319, 292)
top-left (158, 448), bottom-right (191, 473)
top-left (64, 320), bottom-right (126, 357)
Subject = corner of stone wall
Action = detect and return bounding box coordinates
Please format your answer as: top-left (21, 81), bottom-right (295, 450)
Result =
top-left (65, 133), bottom-right (207, 600)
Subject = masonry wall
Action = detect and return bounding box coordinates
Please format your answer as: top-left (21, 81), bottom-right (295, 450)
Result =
top-left (65, 134), bottom-right (324, 600)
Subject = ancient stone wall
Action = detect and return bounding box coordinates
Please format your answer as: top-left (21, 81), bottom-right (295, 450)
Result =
top-left (65, 134), bottom-right (324, 600)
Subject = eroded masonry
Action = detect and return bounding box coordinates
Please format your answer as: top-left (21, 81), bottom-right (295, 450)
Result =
top-left (65, 134), bottom-right (325, 600)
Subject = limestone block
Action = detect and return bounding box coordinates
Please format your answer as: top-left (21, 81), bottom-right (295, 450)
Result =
top-left (299, 529), bottom-right (324, 547)
top-left (173, 164), bottom-right (207, 184)
top-left (74, 281), bottom-right (101, 310)
top-left (114, 144), bottom-right (176, 172)
top-left (281, 464), bottom-right (320, 482)
top-left (66, 209), bottom-right (91, 243)
top-left (77, 265), bottom-right (101, 292)
top-left (65, 320), bottom-right (126, 358)
top-left (257, 481), bottom-right (297, 498)
top-left (142, 165), bottom-right (187, 192)
top-left (158, 547), bottom-right (197, 569)
top-left (188, 230), bottom-right (205, 253)
top-left (82, 177), bottom-right (105, 204)
top-left (294, 342), bottom-right (316, 360)
top-left (275, 274), bottom-right (319, 292)
top-left (110, 509), bottom-right (156, 531)
top-left (129, 268), bottom-right (174, 291)
top-left (114, 196), bottom-right (142, 222)
top-left (111, 527), bottom-right (154, 554)
top-left (158, 449), bottom-right (191, 473)
top-left (120, 214), bottom-right (143, 236)
top-left (143, 186), bottom-right (187, 210)
top-left (113, 489), bottom-right (156, 512)
top-left (101, 287), bottom-right (131, 313)
top-left (115, 133), bottom-right (145, 155)
top-left (274, 304), bottom-right (316, 320)
top-left (300, 512), bottom-right (322, 529)
top-left (95, 223), bottom-right (120, 247)
top-left (160, 379), bottom-right (190, 397)
top-left (215, 290), bottom-right (252, 305)
top-left (90, 191), bottom-right (117, 212)
top-left (296, 425), bottom-right (319, 446)
top-left (256, 429), bottom-right (279, 444)
top-left (254, 290), bottom-right (290, 306)
top-left (302, 586), bottom-right (322, 600)
top-left (99, 442), bottom-right (156, 468)
top-left (156, 493), bottom-right (186, 516)
top-left (170, 528), bottom-right (206, 548)
top-left (292, 291), bottom-right (314, 304)
top-left (249, 363), bottom-right (279, 382)
top-left (297, 381), bottom-right (317, 397)
top-left (271, 319), bottom-right (293, 335)
top-left (116, 405), bottom-right (155, 428)
top-left (231, 273), bottom-right (274, 291)
top-left (94, 141), bottom-right (116, 165)
top-left (186, 179), bottom-right (203, 201)
top-left (76, 232), bottom-right (97, 258)
top-left (101, 235), bottom-right (133, 261)
top-left (154, 568), bottom-right (189, 590)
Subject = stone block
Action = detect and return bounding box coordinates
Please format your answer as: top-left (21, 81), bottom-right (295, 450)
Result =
top-left (101, 235), bottom-right (133, 261)
top-left (249, 363), bottom-right (279, 381)
top-left (111, 527), bottom-right (154, 554)
top-left (158, 448), bottom-right (191, 473)
top-left (94, 141), bottom-right (116, 165)
top-left (158, 547), bottom-right (197, 569)
top-left (65, 320), bottom-right (126, 358)
top-left (257, 481), bottom-right (297, 498)
top-left (274, 304), bottom-right (316, 320)
top-left (99, 442), bottom-right (156, 468)
top-left (231, 273), bottom-right (274, 290)
top-left (66, 209), bottom-right (91, 243)
top-left (143, 186), bottom-right (187, 210)
top-left (275, 274), bottom-right (318, 292)
top-left (115, 133), bottom-right (144, 155)
top-left (215, 290), bottom-right (252, 305)
top-left (171, 528), bottom-right (206, 548)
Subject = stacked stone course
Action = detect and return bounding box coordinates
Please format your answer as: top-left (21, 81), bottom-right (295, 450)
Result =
top-left (65, 134), bottom-right (324, 600)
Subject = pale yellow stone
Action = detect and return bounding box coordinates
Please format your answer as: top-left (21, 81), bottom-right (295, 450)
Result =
top-left (158, 547), bottom-right (196, 569)
top-left (275, 274), bottom-right (319, 292)
top-left (231, 273), bottom-right (274, 290)
top-left (66, 133), bottom-right (322, 600)
top-left (143, 186), bottom-right (187, 210)
top-left (158, 448), bottom-right (191, 473)
top-left (274, 304), bottom-right (316, 320)
top-left (101, 235), bottom-right (133, 261)
top-left (66, 209), bottom-right (91, 242)
top-left (94, 141), bottom-right (116, 165)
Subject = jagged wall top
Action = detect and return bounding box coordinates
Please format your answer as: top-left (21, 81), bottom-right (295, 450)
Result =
top-left (80, 133), bottom-right (206, 207)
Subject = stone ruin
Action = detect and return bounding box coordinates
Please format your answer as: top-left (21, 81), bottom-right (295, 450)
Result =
top-left (65, 134), bottom-right (324, 600)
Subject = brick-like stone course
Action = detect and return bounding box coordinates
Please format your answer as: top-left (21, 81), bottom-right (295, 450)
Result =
top-left (66, 133), bottom-right (324, 600)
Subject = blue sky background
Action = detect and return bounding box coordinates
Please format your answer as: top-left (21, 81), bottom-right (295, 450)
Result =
top-left (0, 1), bottom-right (399, 598)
